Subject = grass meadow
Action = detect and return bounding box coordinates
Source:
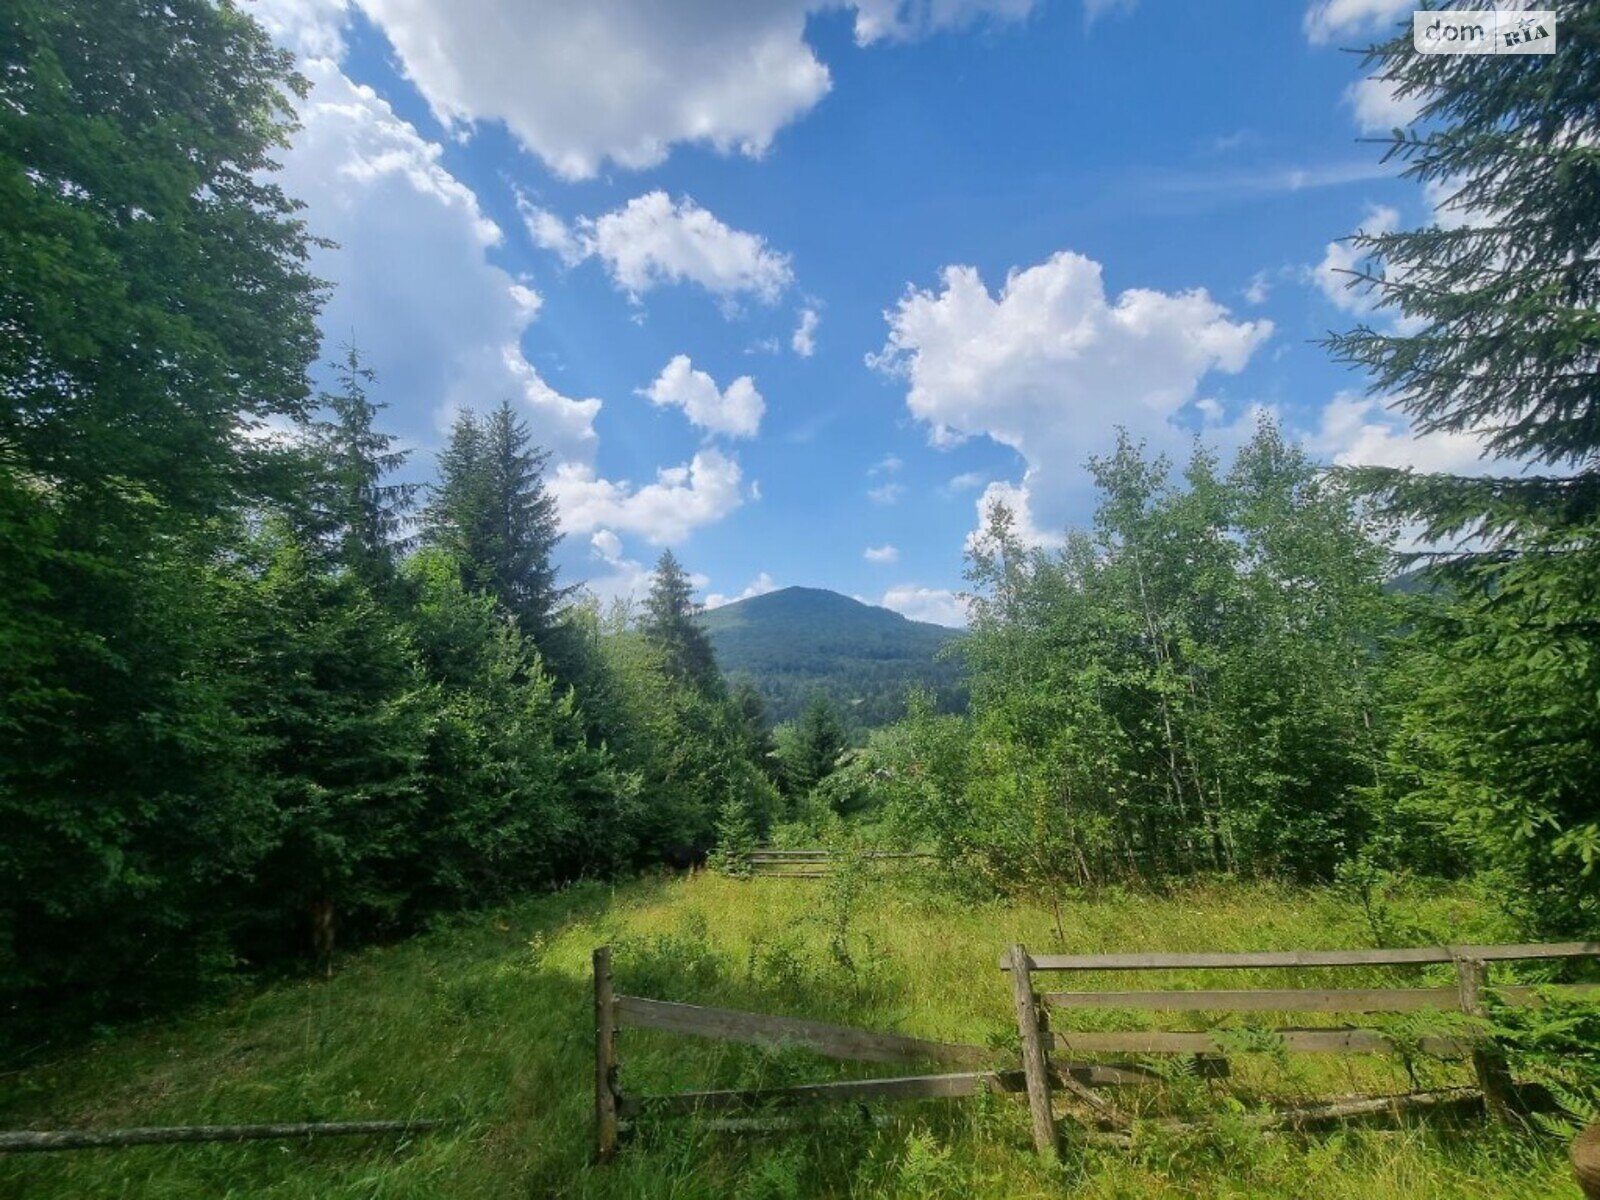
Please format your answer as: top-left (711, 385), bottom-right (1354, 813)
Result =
top-left (0, 870), bottom-right (1585, 1198)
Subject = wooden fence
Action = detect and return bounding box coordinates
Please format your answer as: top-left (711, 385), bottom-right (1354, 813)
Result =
top-left (1001, 940), bottom-right (1600, 1156)
top-left (590, 946), bottom-right (1152, 1160)
top-left (749, 849), bottom-right (935, 879)
top-left (595, 939), bottom-right (1600, 1161)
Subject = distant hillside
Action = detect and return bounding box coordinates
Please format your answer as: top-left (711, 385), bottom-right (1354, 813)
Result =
top-left (1384, 565), bottom-right (1450, 595)
top-left (700, 586), bottom-right (966, 729)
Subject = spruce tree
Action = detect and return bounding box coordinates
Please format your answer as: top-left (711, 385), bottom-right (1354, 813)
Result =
top-left (709, 791), bottom-right (758, 878)
top-left (640, 550), bottom-right (723, 695)
top-left (792, 692), bottom-right (848, 794)
top-left (1324, 1), bottom-right (1599, 548)
top-left (730, 679), bottom-right (778, 780)
top-left (425, 409), bottom-right (493, 581)
top-left (424, 401), bottom-right (568, 646)
top-left (1328, 2), bottom-right (1600, 932)
top-left (483, 400), bottom-right (568, 640)
top-left (313, 347), bottom-right (417, 591)
top-left (236, 520), bottom-right (425, 968)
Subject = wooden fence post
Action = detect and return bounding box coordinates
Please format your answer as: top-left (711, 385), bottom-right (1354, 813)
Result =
top-left (1008, 943), bottom-right (1057, 1160)
top-left (1455, 955), bottom-right (1514, 1121)
top-left (594, 946), bottom-right (619, 1161)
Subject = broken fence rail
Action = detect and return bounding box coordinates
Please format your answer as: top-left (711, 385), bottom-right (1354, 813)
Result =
top-left (0, 1119), bottom-right (453, 1154)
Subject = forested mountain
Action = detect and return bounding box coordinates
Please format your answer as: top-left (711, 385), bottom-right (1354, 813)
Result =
top-left (699, 587), bottom-right (965, 729)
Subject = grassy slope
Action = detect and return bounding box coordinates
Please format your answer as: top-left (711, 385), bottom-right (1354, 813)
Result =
top-left (0, 873), bottom-right (1582, 1199)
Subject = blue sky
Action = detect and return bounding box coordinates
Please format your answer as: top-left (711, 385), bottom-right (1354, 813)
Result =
top-left (251, 0), bottom-right (1489, 626)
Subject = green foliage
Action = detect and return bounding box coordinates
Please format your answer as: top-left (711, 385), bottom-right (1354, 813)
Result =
top-left (403, 549), bottom-right (626, 904)
top-left (1490, 990), bottom-right (1600, 1139)
top-left (309, 347), bottom-right (417, 592)
top-left (1327, 2), bottom-right (1600, 937)
top-left (231, 519), bottom-right (427, 951)
top-left (1376, 552), bottom-right (1600, 933)
top-left (1331, 854), bottom-right (1433, 950)
top-left (0, 0), bottom-right (322, 1030)
top-left (0, 0), bottom-right (322, 519)
top-left (1325, 1), bottom-right (1600, 540)
top-left (730, 679), bottom-right (780, 784)
top-left (0, 530), bottom-right (273, 1027)
top-left (710, 793), bottom-right (758, 878)
top-left (809, 750), bottom-right (876, 820)
top-left (774, 691), bottom-right (848, 799)
top-left (884, 420), bottom-right (1396, 890)
top-left (0, 0), bottom-right (791, 1040)
top-left (567, 590), bottom-right (778, 868)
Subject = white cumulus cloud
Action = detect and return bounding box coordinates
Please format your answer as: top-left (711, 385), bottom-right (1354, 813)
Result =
top-left (582, 528), bottom-right (654, 605)
top-left (355, 0), bottom-right (829, 181)
top-left (966, 479), bottom-right (1065, 549)
top-left (1304, 0), bottom-right (1412, 44)
top-left (551, 448), bottom-right (747, 544)
top-left (851, 0), bottom-right (1035, 43)
top-left (705, 572), bottom-right (779, 609)
top-left (641, 355), bottom-right (765, 439)
top-left (1345, 73), bottom-right (1424, 133)
top-left (792, 306), bottom-right (820, 356)
top-left (864, 544), bottom-right (900, 564)
top-left (354, 0), bottom-right (1031, 180)
top-left (259, 2), bottom-right (600, 462)
top-left (880, 585), bottom-right (969, 628)
top-left (872, 249), bottom-right (1272, 544)
top-left (583, 528), bottom-right (717, 607)
top-left (255, 0), bottom-right (752, 575)
top-left (1308, 391), bottom-right (1503, 476)
top-left (524, 191), bottom-right (793, 307)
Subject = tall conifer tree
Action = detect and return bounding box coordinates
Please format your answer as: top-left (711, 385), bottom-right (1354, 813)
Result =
top-left (1328, 2), bottom-right (1600, 931)
top-left (483, 401), bottom-right (567, 640)
top-left (424, 401), bottom-right (567, 646)
top-left (313, 347), bottom-right (416, 591)
top-left (641, 550), bottom-right (722, 696)
top-left (1326, 2), bottom-right (1598, 548)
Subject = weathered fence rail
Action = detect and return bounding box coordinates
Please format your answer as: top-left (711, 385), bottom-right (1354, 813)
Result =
top-left (594, 938), bottom-right (1600, 1162)
top-left (0, 1119), bottom-right (452, 1154)
top-left (1000, 939), bottom-right (1600, 1156)
top-left (590, 945), bottom-right (1145, 1160)
top-left (748, 848), bottom-right (935, 879)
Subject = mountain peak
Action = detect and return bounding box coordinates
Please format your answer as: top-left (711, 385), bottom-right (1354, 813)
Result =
top-left (707, 585), bottom-right (934, 630)
top-left (700, 587), bottom-right (964, 728)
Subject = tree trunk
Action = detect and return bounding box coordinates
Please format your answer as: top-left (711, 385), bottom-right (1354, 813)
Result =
top-left (309, 897), bottom-right (336, 980)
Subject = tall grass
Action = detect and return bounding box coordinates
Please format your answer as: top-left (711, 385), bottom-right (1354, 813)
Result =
top-left (0, 871), bottom-right (1582, 1198)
